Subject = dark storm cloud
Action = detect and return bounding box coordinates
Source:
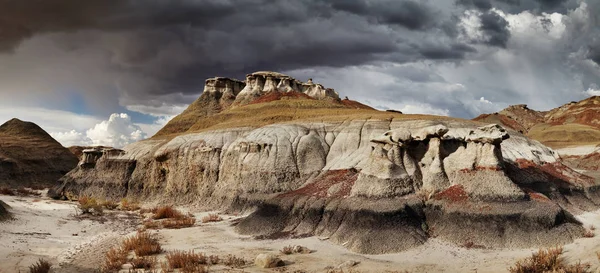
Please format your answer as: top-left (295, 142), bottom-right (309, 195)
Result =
top-left (456, 0), bottom-right (575, 13)
top-left (479, 11), bottom-right (510, 48)
top-left (330, 0), bottom-right (437, 30)
top-left (589, 43), bottom-right (600, 66)
top-left (0, 0), bottom-right (469, 112)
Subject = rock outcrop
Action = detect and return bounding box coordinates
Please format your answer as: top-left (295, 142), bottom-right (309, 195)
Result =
top-left (0, 118), bottom-right (78, 188)
top-left (155, 71), bottom-right (351, 137)
top-left (53, 73), bottom-right (600, 254)
top-left (474, 96), bottom-right (600, 148)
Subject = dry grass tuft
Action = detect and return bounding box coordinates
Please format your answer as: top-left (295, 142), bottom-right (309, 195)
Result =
top-left (509, 246), bottom-right (591, 273)
top-left (0, 187), bottom-right (14, 196)
top-left (100, 199), bottom-right (118, 210)
top-left (165, 250), bottom-right (207, 269)
top-left (584, 229), bottom-right (595, 238)
top-left (163, 217), bottom-right (196, 229)
top-left (120, 199), bottom-right (140, 211)
top-left (143, 220), bottom-right (162, 230)
top-left (208, 255), bottom-right (220, 265)
top-left (223, 254), bottom-right (246, 268)
top-left (78, 196), bottom-right (103, 215)
top-left (122, 231), bottom-right (162, 256)
top-left (102, 246), bottom-right (128, 271)
top-left (130, 256), bottom-right (157, 269)
top-left (28, 258), bottom-right (51, 273)
top-left (201, 213), bottom-right (222, 223)
top-left (281, 245), bottom-right (294, 255)
top-left (152, 206), bottom-right (184, 220)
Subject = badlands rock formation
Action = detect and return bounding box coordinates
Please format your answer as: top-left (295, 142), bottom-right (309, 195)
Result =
top-left (54, 72), bottom-right (600, 254)
top-left (0, 118), bottom-right (78, 187)
top-left (156, 71), bottom-right (349, 137)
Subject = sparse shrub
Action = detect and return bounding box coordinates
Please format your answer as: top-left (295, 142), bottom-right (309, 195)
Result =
top-left (130, 256), bottom-right (156, 269)
top-left (281, 245), bottom-right (294, 255)
top-left (143, 220), bottom-right (162, 229)
top-left (584, 229), bottom-right (595, 238)
top-left (201, 213), bottom-right (222, 223)
top-left (120, 199), bottom-right (140, 211)
top-left (102, 246), bottom-right (128, 271)
top-left (208, 255), bottom-right (220, 265)
top-left (78, 196), bottom-right (103, 215)
top-left (100, 200), bottom-right (118, 210)
top-left (153, 206), bottom-right (184, 220)
top-left (0, 187), bottom-right (14, 196)
top-left (163, 217), bottom-right (196, 229)
top-left (181, 263), bottom-right (208, 273)
top-left (166, 250), bottom-right (207, 269)
top-left (508, 247), bottom-right (591, 273)
top-left (122, 231), bottom-right (162, 256)
top-left (223, 254), bottom-right (246, 268)
top-left (28, 258), bottom-right (51, 273)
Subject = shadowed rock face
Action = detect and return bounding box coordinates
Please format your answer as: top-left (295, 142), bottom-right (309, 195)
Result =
top-left (0, 118), bottom-right (78, 188)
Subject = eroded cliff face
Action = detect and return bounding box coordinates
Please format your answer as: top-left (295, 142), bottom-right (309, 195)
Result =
top-left (55, 115), bottom-right (597, 253)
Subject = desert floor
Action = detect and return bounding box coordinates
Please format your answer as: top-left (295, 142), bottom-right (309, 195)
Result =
top-left (2, 193), bottom-right (600, 273)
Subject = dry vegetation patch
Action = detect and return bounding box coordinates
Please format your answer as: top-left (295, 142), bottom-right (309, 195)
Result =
top-left (28, 258), bottom-right (51, 273)
top-left (508, 247), bottom-right (590, 273)
top-left (201, 213), bottom-right (222, 223)
top-left (77, 196), bottom-right (104, 215)
top-left (122, 231), bottom-right (163, 256)
top-left (152, 205), bottom-right (184, 219)
top-left (120, 199), bottom-right (140, 211)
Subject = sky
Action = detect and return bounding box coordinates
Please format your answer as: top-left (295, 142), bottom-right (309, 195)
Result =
top-left (0, 0), bottom-right (599, 148)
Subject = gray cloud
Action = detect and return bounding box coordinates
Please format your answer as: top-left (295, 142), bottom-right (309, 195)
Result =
top-left (0, 0), bottom-right (598, 125)
top-left (479, 11), bottom-right (511, 48)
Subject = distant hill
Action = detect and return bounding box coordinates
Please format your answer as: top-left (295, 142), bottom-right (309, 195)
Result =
top-left (474, 96), bottom-right (600, 148)
top-left (0, 118), bottom-right (78, 187)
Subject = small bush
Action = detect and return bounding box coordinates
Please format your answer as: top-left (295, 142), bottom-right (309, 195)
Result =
top-left (143, 220), bottom-right (162, 230)
top-left (163, 217), bottom-right (196, 229)
top-left (153, 206), bottom-right (184, 220)
top-left (100, 200), bottom-right (118, 210)
top-left (508, 247), bottom-right (591, 273)
top-left (281, 245), bottom-right (294, 255)
top-left (122, 232), bottom-right (162, 256)
top-left (201, 213), bottom-right (222, 223)
top-left (181, 263), bottom-right (208, 273)
top-left (166, 250), bottom-right (207, 269)
top-left (0, 188), bottom-right (14, 196)
top-left (120, 199), bottom-right (140, 211)
top-left (28, 258), bottom-right (51, 273)
top-left (130, 256), bottom-right (156, 269)
top-left (223, 254), bottom-right (246, 268)
top-left (102, 246), bottom-right (128, 271)
top-left (78, 196), bottom-right (103, 215)
top-left (208, 255), bottom-right (220, 265)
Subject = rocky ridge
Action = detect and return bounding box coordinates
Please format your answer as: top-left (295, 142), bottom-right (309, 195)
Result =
top-left (155, 71), bottom-right (358, 137)
top-left (53, 72), bottom-right (600, 254)
top-left (474, 96), bottom-right (600, 148)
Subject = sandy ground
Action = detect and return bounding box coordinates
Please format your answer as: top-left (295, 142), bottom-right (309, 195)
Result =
top-left (3, 195), bottom-right (600, 273)
top-left (0, 193), bottom-right (139, 273)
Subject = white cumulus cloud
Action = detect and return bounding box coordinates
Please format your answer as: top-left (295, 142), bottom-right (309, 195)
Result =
top-left (51, 113), bottom-right (147, 148)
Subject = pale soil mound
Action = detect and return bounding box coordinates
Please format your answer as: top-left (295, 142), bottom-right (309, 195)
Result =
top-left (0, 118), bottom-right (78, 188)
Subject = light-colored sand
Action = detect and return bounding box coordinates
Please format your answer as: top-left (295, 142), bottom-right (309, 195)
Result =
top-left (0, 194), bottom-right (138, 273)
top-left (3, 200), bottom-right (600, 273)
